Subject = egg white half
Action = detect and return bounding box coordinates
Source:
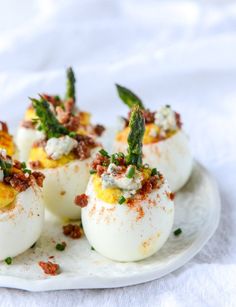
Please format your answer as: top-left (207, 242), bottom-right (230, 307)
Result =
top-left (82, 177), bottom-right (174, 262)
top-left (16, 127), bottom-right (44, 161)
top-left (39, 152), bottom-right (99, 220)
top-left (0, 181), bottom-right (44, 261)
top-left (113, 130), bottom-right (193, 192)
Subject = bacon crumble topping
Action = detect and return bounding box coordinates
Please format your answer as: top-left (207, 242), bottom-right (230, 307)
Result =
top-left (38, 261), bottom-right (60, 276)
top-left (63, 224), bottom-right (82, 239)
top-left (74, 194), bottom-right (88, 208)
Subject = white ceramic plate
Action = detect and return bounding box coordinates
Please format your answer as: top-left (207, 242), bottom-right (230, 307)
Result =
top-left (0, 160), bottom-right (220, 291)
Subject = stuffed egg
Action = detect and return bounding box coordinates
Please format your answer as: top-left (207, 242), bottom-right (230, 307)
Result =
top-left (0, 149), bottom-right (45, 261)
top-left (80, 106), bottom-right (174, 262)
top-left (28, 98), bottom-right (101, 220)
top-left (16, 67), bottom-right (105, 161)
top-left (113, 85), bottom-right (193, 192)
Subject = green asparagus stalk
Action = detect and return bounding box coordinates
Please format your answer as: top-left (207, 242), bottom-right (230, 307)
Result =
top-left (65, 67), bottom-right (76, 101)
top-left (126, 105), bottom-right (145, 167)
top-left (116, 84), bottom-right (145, 109)
top-left (31, 97), bottom-right (69, 139)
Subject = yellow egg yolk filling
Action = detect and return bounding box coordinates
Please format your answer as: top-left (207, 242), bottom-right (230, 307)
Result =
top-left (93, 174), bottom-right (122, 204)
top-left (92, 169), bottom-right (151, 204)
top-left (116, 123), bottom-right (177, 144)
top-left (0, 131), bottom-right (16, 156)
top-left (0, 182), bottom-right (18, 209)
top-left (29, 146), bottom-right (76, 169)
top-left (24, 107), bottom-right (37, 121)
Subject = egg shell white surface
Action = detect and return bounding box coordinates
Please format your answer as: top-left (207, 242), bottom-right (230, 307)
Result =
top-left (16, 127), bottom-right (44, 161)
top-left (38, 148), bottom-right (101, 220)
top-left (0, 182), bottom-right (44, 261)
top-left (82, 177), bottom-right (174, 262)
top-left (113, 130), bottom-right (193, 192)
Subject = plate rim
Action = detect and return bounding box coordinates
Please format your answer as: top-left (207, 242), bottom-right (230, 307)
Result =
top-left (0, 161), bottom-right (221, 292)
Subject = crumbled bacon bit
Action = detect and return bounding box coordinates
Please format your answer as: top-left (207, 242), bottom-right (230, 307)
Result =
top-left (0, 121), bottom-right (8, 132)
top-left (6, 173), bottom-right (31, 193)
top-left (94, 124), bottom-right (105, 136)
top-left (175, 112), bottom-right (182, 129)
top-left (96, 165), bottom-right (107, 176)
top-left (91, 153), bottom-right (110, 176)
top-left (41, 94), bottom-right (61, 107)
top-left (64, 115), bottom-right (80, 131)
top-left (29, 160), bottom-right (43, 169)
top-left (142, 109), bottom-right (156, 124)
top-left (63, 224), bottom-right (82, 239)
top-left (72, 135), bottom-right (96, 160)
top-left (74, 194), bottom-right (88, 208)
top-left (38, 261), bottom-right (60, 276)
top-left (166, 192), bottom-right (175, 200)
top-left (127, 109), bottom-right (155, 125)
top-left (31, 171), bottom-right (45, 187)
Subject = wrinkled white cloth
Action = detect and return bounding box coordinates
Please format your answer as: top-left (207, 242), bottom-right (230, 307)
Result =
top-left (0, 0), bottom-right (236, 306)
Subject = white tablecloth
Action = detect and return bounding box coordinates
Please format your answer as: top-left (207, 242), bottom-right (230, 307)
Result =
top-left (0, 1), bottom-right (236, 306)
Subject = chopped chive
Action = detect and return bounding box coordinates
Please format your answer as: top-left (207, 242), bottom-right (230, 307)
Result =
top-left (126, 165), bottom-right (135, 178)
top-left (69, 131), bottom-right (77, 138)
top-left (91, 246), bottom-right (95, 251)
top-left (89, 169), bottom-right (97, 175)
top-left (173, 228), bottom-right (182, 236)
top-left (118, 195), bottom-right (126, 205)
top-left (5, 257), bottom-right (12, 265)
top-left (21, 162), bottom-right (27, 169)
top-left (99, 149), bottom-right (110, 158)
top-left (151, 168), bottom-right (158, 176)
top-left (56, 242), bottom-right (66, 251)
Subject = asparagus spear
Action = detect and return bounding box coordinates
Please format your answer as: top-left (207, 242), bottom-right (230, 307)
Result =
top-left (65, 67), bottom-right (76, 101)
top-left (31, 97), bottom-right (69, 139)
top-left (116, 84), bottom-right (145, 110)
top-left (126, 105), bottom-right (145, 167)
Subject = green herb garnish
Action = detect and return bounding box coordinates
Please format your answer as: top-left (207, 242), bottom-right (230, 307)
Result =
top-left (126, 165), bottom-right (135, 178)
top-left (151, 168), bottom-right (158, 176)
top-left (89, 169), bottom-right (97, 175)
top-left (126, 106), bottom-right (145, 167)
top-left (31, 98), bottom-right (70, 139)
top-left (91, 246), bottom-right (95, 251)
top-left (21, 162), bottom-right (31, 174)
top-left (56, 242), bottom-right (66, 251)
top-left (99, 149), bottom-right (110, 158)
top-left (116, 84), bottom-right (145, 110)
top-left (0, 158), bottom-right (12, 177)
top-left (5, 257), bottom-right (12, 265)
top-left (173, 228), bottom-right (182, 236)
top-left (118, 195), bottom-right (126, 205)
top-left (65, 67), bottom-right (76, 101)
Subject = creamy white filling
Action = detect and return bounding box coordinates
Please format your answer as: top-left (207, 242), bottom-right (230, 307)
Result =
top-left (101, 163), bottom-right (142, 193)
top-left (45, 135), bottom-right (77, 160)
top-left (155, 105), bottom-right (177, 136)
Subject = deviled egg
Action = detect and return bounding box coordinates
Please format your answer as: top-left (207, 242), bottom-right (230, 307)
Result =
top-left (0, 149), bottom-right (45, 261)
top-left (16, 67), bottom-right (105, 161)
top-left (80, 106), bottom-right (174, 262)
top-left (28, 98), bottom-right (101, 220)
top-left (113, 85), bottom-right (193, 192)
